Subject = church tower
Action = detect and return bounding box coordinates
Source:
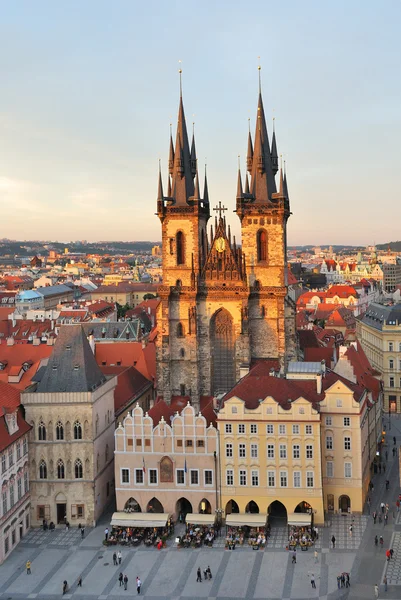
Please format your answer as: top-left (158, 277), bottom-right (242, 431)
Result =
top-left (156, 72), bottom-right (297, 408)
top-left (236, 71), bottom-right (297, 366)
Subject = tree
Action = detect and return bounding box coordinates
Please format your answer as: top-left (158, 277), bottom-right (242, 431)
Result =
top-left (143, 293), bottom-right (157, 300)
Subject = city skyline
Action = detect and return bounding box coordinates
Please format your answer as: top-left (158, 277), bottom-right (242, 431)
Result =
top-left (1, 1), bottom-right (400, 244)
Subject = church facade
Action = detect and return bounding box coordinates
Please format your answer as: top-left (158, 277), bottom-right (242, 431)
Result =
top-left (156, 80), bottom-right (297, 408)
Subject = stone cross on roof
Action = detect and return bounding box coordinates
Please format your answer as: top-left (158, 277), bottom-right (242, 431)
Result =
top-left (213, 201), bottom-right (227, 220)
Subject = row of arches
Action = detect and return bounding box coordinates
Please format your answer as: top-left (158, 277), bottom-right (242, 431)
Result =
top-left (123, 497), bottom-right (213, 515)
top-left (34, 420), bottom-right (87, 441)
top-left (36, 458), bottom-right (86, 480)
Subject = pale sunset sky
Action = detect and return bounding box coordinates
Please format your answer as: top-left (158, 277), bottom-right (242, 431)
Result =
top-left (0, 0), bottom-right (400, 245)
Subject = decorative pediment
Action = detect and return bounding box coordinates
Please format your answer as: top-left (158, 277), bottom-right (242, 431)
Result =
top-left (202, 209), bottom-right (246, 283)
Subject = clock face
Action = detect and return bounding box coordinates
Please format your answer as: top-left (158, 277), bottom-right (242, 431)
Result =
top-left (215, 237), bottom-right (226, 253)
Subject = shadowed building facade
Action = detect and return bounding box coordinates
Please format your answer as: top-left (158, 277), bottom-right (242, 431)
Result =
top-left (156, 77), bottom-right (297, 409)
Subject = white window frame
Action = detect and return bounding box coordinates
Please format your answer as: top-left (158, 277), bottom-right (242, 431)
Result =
top-left (266, 424), bottom-right (274, 434)
top-left (305, 424), bottom-right (312, 435)
top-left (292, 424), bottom-right (300, 435)
top-left (325, 416), bottom-right (332, 426)
top-left (135, 469), bottom-right (144, 485)
top-left (149, 468), bottom-right (158, 485)
top-left (344, 462), bottom-right (352, 478)
top-left (326, 435), bottom-right (333, 450)
top-left (225, 423), bottom-right (232, 434)
top-left (226, 443), bottom-right (233, 458)
top-left (226, 469), bottom-right (234, 486)
top-left (293, 444), bottom-right (300, 459)
top-left (293, 471), bottom-right (301, 488)
top-left (306, 444), bottom-right (313, 459)
top-left (306, 471), bottom-right (314, 487)
top-left (343, 417), bottom-right (350, 427)
top-left (121, 468), bottom-right (130, 484)
top-left (239, 443), bottom-right (246, 458)
top-left (280, 471), bottom-right (288, 487)
top-left (344, 437), bottom-right (351, 451)
top-left (267, 470), bottom-right (275, 487)
top-left (336, 398), bottom-right (342, 407)
top-left (176, 469), bottom-right (185, 485)
top-left (204, 470), bottom-right (213, 486)
top-left (190, 469), bottom-right (199, 486)
top-left (267, 444), bottom-right (275, 459)
top-left (250, 444), bottom-right (258, 458)
top-left (279, 444), bottom-right (287, 459)
top-left (279, 424), bottom-right (286, 435)
top-left (251, 470), bottom-right (259, 486)
top-left (326, 461), bottom-right (334, 478)
top-left (238, 423), bottom-right (245, 434)
top-left (239, 470), bottom-right (247, 486)
top-left (250, 424), bottom-right (258, 434)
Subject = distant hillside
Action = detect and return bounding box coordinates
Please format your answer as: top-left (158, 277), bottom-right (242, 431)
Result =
top-left (0, 240), bottom-right (161, 256)
top-left (376, 241), bottom-right (401, 251)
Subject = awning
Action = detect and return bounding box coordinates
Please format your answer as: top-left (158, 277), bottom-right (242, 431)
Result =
top-left (110, 512), bottom-right (170, 528)
top-left (225, 513), bottom-right (267, 527)
top-left (287, 513), bottom-right (312, 527)
top-left (185, 513), bottom-right (216, 525)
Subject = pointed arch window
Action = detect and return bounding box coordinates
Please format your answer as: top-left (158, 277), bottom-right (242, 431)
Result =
top-left (38, 421), bottom-right (46, 441)
top-left (74, 421), bottom-right (82, 440)
top-left (56, 421), bottom-right (64, 440)
top-left (176, 231), bottom-right (185, 265)
top-left (177, 322), bottom-right (184, 338)
top-left (257, 229), bottom-right (268, 262)
top-left (57, 459), bottom-right (65, 479)
top-left (74, 459), bottom-right (83, 479)
top-left (39, 460), bottom-right (47, 479)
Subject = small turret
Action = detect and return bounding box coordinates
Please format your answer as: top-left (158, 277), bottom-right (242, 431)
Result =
top-left (271, 118), bottom-right (278, 176)
top-left (190, 124), bottom-right (197, 178)
top-left (236, 166), bottom-right (243, 199)
top-left (247, 122), bottom-right (253, 172)
top-left (168, 127), bottom-right (175, 175)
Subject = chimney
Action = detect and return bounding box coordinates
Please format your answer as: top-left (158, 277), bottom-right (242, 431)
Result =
top-left (7, 337), bottom-right (15, 346)
top-left (316, 373), bottom-right (322, 394)
top-left (320, 359), bottom-right (326, 374)
top-left (269, 368), bottom-right (276, 377)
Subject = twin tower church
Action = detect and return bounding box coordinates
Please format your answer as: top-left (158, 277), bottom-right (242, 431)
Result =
top-left (155, 75), bottom-right (298, 408)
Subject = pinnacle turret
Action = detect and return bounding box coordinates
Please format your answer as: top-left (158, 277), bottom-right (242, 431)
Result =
top-left (190, 126), bottom-right (197, 178)
top-left (247, 127), bottom-right (253, 172)
top-left (249, 92), bottom-right (277, 202)
top-left (170, 94), bottom-right (194, 205)
top-left (271, 119), bottom-right (278, 176)
top-left (168, 130), bottom-right (175, 175)
top-left (236, 168), bottom-right (243, 198)
top-left (203, 167), bottom-right (209, 205)
top-left (157, 163), bottom-right (164, 200)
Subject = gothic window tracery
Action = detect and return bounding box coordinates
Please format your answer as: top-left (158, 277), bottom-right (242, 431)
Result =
top-left (210, 309), bottom-right (235, 395)
top-left (56, 421), bottom-right (64, 440)
top-left (39, 460), bottom-right (47, 479)
top-left (176, 231), bottom-right (185, 265)
top-left (74, 421), bottom-right (82, 440)
top-left (57, 459), bottom-right (65, 479)
top-left (257, 229), bottom-right (268, 262)
top-left (38, 421), bottom-right (46, 441)
top-left (75, 459), bottom-right (83, 479)
top-left (177, 322), bottom-right (184, 337)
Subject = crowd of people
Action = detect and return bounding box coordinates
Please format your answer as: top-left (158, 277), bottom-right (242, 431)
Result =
top-left (106, 525), bottom-right (171, 548)
top-left (225, 525), bottom-right (268, 550)
top-left (177, 524), bottom-right (217, 548)
top-left (288, 525), bottom-right (317, 550)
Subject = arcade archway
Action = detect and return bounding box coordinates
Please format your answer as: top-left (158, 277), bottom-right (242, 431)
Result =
top-left (198, 498), bottom-right (212, 514)
top-left (124, 497), bottom-right (141, 512)
top-left (268, 500), bottom-right (287, 525)
top-left (245, 500), bottom-right (260, 514)
top-left (147, 498), bottom-right (164, 513)
top-left (225, 499), bottom-right (239, 514)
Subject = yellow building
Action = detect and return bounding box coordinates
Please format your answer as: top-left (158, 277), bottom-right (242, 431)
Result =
top-left (358, 302), bottom-right (401, 413)
top-left (218, 370), bottom-right (324, 525)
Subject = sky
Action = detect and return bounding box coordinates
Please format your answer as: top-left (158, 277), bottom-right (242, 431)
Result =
top-left (0, 0), bottom-right (400, 246)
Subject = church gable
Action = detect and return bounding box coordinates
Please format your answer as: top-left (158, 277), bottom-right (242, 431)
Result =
top-left (202, 207), bottom-right (246, 284)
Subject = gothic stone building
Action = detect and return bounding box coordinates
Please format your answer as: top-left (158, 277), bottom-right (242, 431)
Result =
top-left (23, 326), bottom-right (117, 527)
top-left (156, 82), bottom-right (297, 408)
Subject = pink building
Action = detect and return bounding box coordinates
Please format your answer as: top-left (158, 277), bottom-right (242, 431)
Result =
top-left (114, 401), bottom-right (218, 519)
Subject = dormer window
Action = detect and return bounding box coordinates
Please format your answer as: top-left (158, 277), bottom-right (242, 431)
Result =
top-left (5, 412), bottom-right (18, 436)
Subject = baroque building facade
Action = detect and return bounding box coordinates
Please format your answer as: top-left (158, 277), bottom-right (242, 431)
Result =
top-left (23, 326), bottom-right (117, 527)
top-left (156, 80), bottom-right (297, 408)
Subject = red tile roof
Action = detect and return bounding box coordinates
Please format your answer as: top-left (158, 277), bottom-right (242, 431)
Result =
top-left (0, 380), bottom-right (21, 409)
top-left (0, 344), bottom-right (52, 389)
top-left (304, 347), bottom-right (334, 365)
top-left (100, 365), bottom-right (153, 414)
top-left (0, 409), bottom-right (31, 452)
top-left (95, 341), bottom-right (156, 382)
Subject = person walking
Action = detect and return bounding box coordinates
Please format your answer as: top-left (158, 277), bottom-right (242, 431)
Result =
top-left (386, 480), bottom-right (390, 490)
top-left (81, 526), bottom-right (85, 539)
top-left (390, 548), bottom-right (394, 559)
top-left (113, 552), bottom-right (117, 566)
top-left (310, 574), bottom-right (316, 589)
top-left (292, 549), bottom-right (297, 564)
top-left (374, 583), bottom-right (379, 598)
top-left (384, 575), bottom-right (388, 591)
top-left (118, 573), bottom-right (123, 587)
top-left (379, 463), bottom-right (382, 474)
top-left (381, 502), bottom-right (385, 514)
top-left (337, 575), bottom-right (341, 589)
top-left (26, 560), bottom-right (31, 574)
top-left (394, 436), bottom-right (397, 445)
top-left (314, 550), bottom-right (318, 563)
top-left (136, 576), bottom-right (141, 594)
top-left (349, 524), bottom-right (353, 537)
top-left (196, 567), bottom-right (202, 582)
top-left (206, 566), bottom-right (212, 579)
top-left (123, 574), bottom-right (128, 590)
top-left (373, 511), bottom-right (377, 524)
top-left (117, 550), bottom-right (122, 565)
top-left (346, 573), bottom-right (350, 587)
top-left (104, 527), bottom-right (109, 542)
top-left (341, 573), bottom-right (345, 588)
top-left (380, 535), bottom-right (384, 548)
top-left (384, 514), bottom-right (388, 526)
top-left (386, 549), bottom-right (391, 561)
top-left (77, 576), bottom-right (82, 587)
top-left (397, 500), bottom-right (400, 512)
top-left (374, 535), bottom-right (378, 547)
top-left (62, 580), bottom-right (68, 595)
top-left (331, 535), bottom-right (336, 548)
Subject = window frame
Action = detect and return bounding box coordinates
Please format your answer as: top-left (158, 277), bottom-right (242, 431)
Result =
top-left (121, 468), bottom-right (130, 484)
top-left (190, 469), bottom-right (199, 486)
top-left (135, 468), bottom-right (144, 485)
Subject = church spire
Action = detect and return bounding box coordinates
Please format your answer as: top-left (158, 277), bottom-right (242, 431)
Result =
top-left (236, 158), bottom-right (243, 198)
top-left (244, 173), bottom-right (250, 194)
top-left (203, 165), bottom-right (209, 205)
top-left (271, 118), bottom-right (278, 176)
top-left (246, 119), bottom-right (253, 172)
top-left (248, 68), bottom-right (276, 202)
top-left (170, 69), bottom-right (194, 205)
top-left (157, 161), bottom-right (164, 200)
top-left (168, 124), bottom-right (174, 175)
top-left (283, 160), bottom-right (289, 201)
top-left (190, 123), bottom-right (197, 178)
top-left (193, 165), bottom-right (201, 201)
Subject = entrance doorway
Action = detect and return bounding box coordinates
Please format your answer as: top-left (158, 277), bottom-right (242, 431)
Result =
top-left (339, 495), bottom-right (351, 513)
top-left (176, 498), bottom-right (192, 521)
top-left (225, 499), bottom-right (239, 514)
top-left (199, 498), bottom-right (212, 514)
top-left (19, 521), bottom-right (23, 540)
top-left (245, 501), bottom-right (260, 514)
top-left (57, 503), bottom-right (66, 524)
top-left (268, 501), bottom-right (287, 526)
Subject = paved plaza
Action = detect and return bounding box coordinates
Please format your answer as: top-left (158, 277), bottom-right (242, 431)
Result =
top-left (1, 416), bottom-right (401, 600)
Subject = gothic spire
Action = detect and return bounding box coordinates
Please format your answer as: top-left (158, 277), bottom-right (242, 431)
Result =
top-left (193, 166), bottom-right (201, 201)
top-left (271, 118), bottom-right (278, 176)
top-left (278, 164), bottom-right (284, 197)
top-left (246, 120), bottom-right (253, 173)
top-left (236, 165), bottom-right (243, 198)
top-left (170, 74), bottom-right (194, 205)
top-left (157, 161), bottom-right (164, 200)
top-left (190, 123), bottom-right (197, 178)
top-left (283, 161), bottom-right (289, 200)
top-left (168, 125), bottom-right (174, 175)
top-left (167, 174), bottom-right (172, 197)
top-left (249, 74), bottom-right (277, 202)
top-left (244, 173), bottom-right (250, 194)
top-left (203, 165), bottom-right (209, 205)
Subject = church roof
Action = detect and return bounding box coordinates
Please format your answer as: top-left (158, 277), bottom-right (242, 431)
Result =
top-left (36, 325), bottom-right (106, 393)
